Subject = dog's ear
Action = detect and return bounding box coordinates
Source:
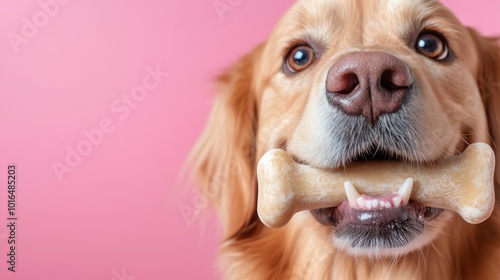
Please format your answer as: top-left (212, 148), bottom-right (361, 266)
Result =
top-left (468, 28), bottom-right (500, 186)
top-left (190, 44), bottom-right (264, 238)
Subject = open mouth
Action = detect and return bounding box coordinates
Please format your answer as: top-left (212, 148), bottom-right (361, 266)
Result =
top-left (311, 147), bottom-right (444, 248)
top-left (310, 178), bottom-right (444, 248)
top-left (256, 142), bottom-right (495, 253)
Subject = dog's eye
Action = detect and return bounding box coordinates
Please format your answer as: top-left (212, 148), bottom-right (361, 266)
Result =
top-left (286, 45), bottom-right (315, 72)
top-left (415, 33), bottom-right (449, 61)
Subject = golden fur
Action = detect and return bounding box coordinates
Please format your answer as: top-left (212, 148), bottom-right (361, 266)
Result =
top-left (191, 0), bottom-right (500, 279)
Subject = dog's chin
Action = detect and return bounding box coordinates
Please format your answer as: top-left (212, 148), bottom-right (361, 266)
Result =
top-left (332, 216), bottom-right (448, 258)
top-left (310, 204), bottom-right (447, 257)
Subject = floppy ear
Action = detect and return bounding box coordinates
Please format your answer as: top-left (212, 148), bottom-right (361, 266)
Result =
top-left (190, 44), bottom-right (264, 238)
top-left (468, 28), bottom-right (500, 187)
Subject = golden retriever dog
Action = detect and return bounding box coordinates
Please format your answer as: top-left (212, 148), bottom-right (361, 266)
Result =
top-left (191, 0), bottom-right (500, 279)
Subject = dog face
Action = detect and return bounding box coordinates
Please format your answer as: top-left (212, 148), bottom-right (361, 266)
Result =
top-left (192, 0), bottom-right (500, 274)
top-left (254, 0), bottom-right (494, 255)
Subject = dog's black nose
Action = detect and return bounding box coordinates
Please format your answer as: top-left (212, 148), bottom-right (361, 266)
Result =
top-left (325, 52), bottom-right (414, 125)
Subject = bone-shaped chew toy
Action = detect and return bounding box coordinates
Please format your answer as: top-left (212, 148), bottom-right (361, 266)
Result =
top-left (257, 143), bottom-right (495, 228)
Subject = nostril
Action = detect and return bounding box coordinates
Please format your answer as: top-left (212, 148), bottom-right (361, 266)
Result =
top-left (380, 69), bottom-right (414, 91)
top-left (326, 51), bottom-right (414, 126)
top-left (380, 70), bottom-right (400, 91)
top-left (329, 73), bottom-right (360, 94)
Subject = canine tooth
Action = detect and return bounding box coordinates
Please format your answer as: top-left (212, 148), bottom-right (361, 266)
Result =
top-left (397, 178), bottom-right (413, 205)
top-left (344, 181), bottom-right (361, 208)
top-left (393, 196), bottom-right (402, 207)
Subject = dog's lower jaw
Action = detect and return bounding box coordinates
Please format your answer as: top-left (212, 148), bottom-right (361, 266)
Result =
top-left (331, 211), bottom-right (448, 258)
top-left (310, 200), bottom-right (445, 257)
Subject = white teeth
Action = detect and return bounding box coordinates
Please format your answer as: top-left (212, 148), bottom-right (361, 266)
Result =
top-left (393, 196), bottom-right (402, 207)
top-left (397, 178), bottom-right (413, 205)
top-left (345, 179), bottom-right (413, 210)
top-left (357, 197), bottom-right (365, 208)
top-left (344, 181), bottom-right (361, 208)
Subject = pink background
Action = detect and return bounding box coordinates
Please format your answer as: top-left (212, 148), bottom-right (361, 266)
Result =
top-left (0, 0), bottom-right (498, 279)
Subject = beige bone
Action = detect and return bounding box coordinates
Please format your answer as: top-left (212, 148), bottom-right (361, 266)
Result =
top-left (257, 143), bottom-right (495, 228)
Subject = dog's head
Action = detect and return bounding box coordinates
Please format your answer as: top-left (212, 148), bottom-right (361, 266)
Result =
top-left (193, 0), bottom-right (500, 263)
